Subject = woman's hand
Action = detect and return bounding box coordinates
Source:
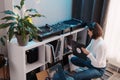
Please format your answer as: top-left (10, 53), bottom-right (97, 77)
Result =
top-left (67, 45), bottom-right (72, 50)
top-left (76, 48), bottom-right (81, 53)
top-left (81, 47), bottom-right (89, 55)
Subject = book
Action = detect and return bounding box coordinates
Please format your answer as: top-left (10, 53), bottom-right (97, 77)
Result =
top-left (45, 44), bottom-right (53, 63)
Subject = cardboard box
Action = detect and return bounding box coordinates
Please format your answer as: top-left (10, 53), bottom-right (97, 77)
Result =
top-left (36, 70), bottom-right (49, 80)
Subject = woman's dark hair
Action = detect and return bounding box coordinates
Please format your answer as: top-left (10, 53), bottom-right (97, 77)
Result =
top-left (88, 22), bottom-right (103, 39)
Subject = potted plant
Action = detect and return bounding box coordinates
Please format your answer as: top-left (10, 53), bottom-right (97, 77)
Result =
top-left (0, 0), bottom-right (44, 46)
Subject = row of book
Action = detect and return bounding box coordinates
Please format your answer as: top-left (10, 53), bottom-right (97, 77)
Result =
top-left (45, 39), bottom-right (61, 63)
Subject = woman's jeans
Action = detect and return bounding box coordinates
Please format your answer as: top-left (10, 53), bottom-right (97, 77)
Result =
top-left (71, 56), bottom-right (106, 80)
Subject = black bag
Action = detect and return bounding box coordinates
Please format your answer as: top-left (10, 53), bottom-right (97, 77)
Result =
top-left (26, 47), bottom-right (38, 63)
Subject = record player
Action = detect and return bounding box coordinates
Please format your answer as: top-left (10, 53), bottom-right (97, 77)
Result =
top-left (38, 24), bottom-right (62, 40)
top-left (37, 19), bottom-right (86, 41)
top-left (62, 18), bottom-right (85, 31)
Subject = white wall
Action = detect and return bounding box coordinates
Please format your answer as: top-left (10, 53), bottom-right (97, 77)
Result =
top-left (0, 0), bottom-right (12, 34)
top-left (0, 0), bottom-right (12, 55)
top-left (13, 0), bottom-right (72, 26)
top-left (0, 0), bottom-right (72, 55)
top-left (0, 1), bottom-right (6, 54)
top-left (0, 0), bottom-right (5, 24)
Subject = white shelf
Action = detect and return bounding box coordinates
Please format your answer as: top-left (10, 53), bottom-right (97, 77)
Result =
top-left (26, 62), bottom-right (44, 73)
top-left (10, 35), bottom-right (61, 51)
top-left (7, 27), bottom-right (86, 80)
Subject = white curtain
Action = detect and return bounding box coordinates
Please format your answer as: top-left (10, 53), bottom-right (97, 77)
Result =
top-left (104, 0), bottom-right (120, 67)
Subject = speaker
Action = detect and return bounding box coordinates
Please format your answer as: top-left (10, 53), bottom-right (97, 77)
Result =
top-left (26, 47), bottom-right (38, 64)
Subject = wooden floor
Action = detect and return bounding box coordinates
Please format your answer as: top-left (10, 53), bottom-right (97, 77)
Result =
top-left (0, 67), bottom-right (5, 79)
top-left (1, 65), bottom-right (120, 80)
top-left (86, 72), bottom-right (120, 80)
top-left (0, 66), bottom-right (9, 80)
top-left (102, 66), bottom-right (120, 80)
top-left (108, 72), bottom-right (120, 80)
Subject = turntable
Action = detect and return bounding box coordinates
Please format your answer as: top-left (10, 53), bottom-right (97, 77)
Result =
top-left (62, 18), bottom-right (84, 31)
top-left (38, 24), bottom-right (62, 40)
top-left (37, 19), bottom-right (86, 41)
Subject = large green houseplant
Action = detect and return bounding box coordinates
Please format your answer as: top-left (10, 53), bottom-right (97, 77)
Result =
top-left (0, 0), bottom-right (43, 46)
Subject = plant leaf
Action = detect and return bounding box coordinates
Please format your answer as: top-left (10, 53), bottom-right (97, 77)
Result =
top-left (25, 8), bottom-right (38, 13)
top-left (20, 0), bottom-right (25, 8)
top-left (21, 27), bottom-right (26, 43)
top-left (14, 5), bottom-right (21, 10)
top-left (0, 37), bottom-right (6, 45)
top-left (23, 20), bottom-right (38, 38)
top-left (8, 25), bottom-right (15, 41)
top-left (0, 22), bottom-right (17, 29)
top-left (3, 10), bottom-right (16, 15)
top-left (0, 23), bottom-right (9, 29)
top-left (24, 16), bottom-right (30, 20)
top-left (3, 36), bottom-right (7, 39)
top-left (29, 14), bottom-right (45, 18)
top-left (24, 21), bottom-right (37, 30)
top-left (1, 16), bottom-right (16, 22)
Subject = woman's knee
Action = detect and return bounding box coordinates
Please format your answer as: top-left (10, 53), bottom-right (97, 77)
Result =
top-left (71, 57), bottom-right (78, 64)
top-left (70, 56), bottom-right (86, 67)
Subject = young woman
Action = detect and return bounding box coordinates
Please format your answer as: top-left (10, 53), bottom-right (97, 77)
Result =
top-left (71, 22), bottom-right (107, 80)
